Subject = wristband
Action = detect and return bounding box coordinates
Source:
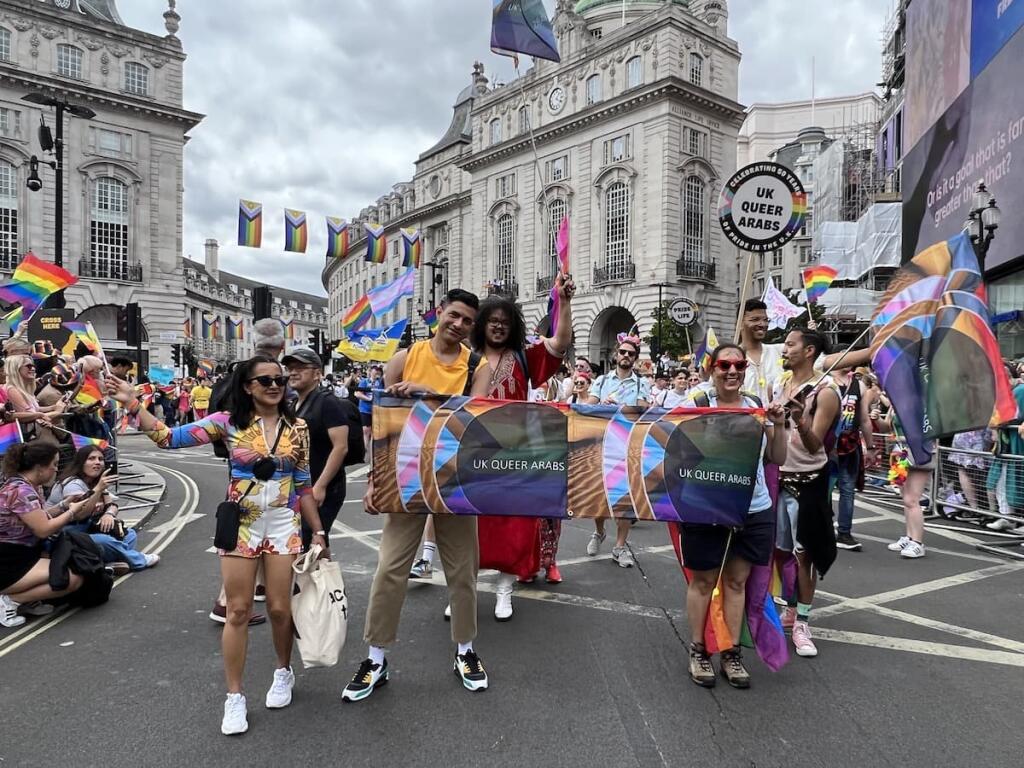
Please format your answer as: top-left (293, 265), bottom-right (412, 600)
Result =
top-left (126, 399), bottom-right (142, 415)
top-left (313, 530), bottom-right (326, 537)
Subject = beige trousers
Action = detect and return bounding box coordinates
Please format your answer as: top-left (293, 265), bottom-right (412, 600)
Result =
top-left (363, 513), bottom-right (479, 646)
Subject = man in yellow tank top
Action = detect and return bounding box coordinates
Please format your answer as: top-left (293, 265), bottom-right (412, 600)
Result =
top-left (343, 289), bottom-right (492, 702)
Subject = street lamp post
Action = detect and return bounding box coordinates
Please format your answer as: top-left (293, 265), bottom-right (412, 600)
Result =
top-left (424, 260), bottom-right (447, 314)
top-left (650, 281), bottom-right (672, 363)
top-left (964, 180), bottom-right (1001, 273)
top-left (22, 92), bottom-right (96, 307)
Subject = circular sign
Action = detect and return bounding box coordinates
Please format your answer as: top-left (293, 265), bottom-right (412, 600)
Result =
top-left (718, 162), bottom-right (807, 252)
top-left (667, 298), bottom-right (698, 327)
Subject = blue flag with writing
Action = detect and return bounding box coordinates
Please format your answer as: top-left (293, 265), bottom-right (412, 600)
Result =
top-left (491, 0), bottom-right (560, 63)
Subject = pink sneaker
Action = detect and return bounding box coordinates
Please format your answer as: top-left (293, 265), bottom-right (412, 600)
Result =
top-left (792, 621), bottom-right (818, 657)
top-left (780, 606), bottom-right (796, 631)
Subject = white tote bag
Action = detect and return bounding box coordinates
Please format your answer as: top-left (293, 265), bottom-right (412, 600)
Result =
top-left (291, 546), bottom-right (348, 669)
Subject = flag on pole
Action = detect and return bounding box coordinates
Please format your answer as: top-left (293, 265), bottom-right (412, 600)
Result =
top-left (693, 326), bottom-right (719, 372)
top-left (421, 306), bottom-right (440, 335)
top-left (284, 209), bottom-right (308, 253)
top-left (0, 421), bottom-right (23, 454)
top-left (69, 433), bottom-right (111, 452)
top-left (547, 215), bottom-right (570, 335)
top-left (761, 276), bottom-right (806, 330)
top-left (75, 374), bottom-right (103, 407)
top-left (0, 252), bottom-right (78, 315)
top-left (327, 217), bottom-right (350, 259)
top-left (401, 228), bottom-right (422, 269)
top-left (2, 305), bottom-right (23, 331)
top-left (367, 267), bottom-right (415, 317)
top-left (336, 319), bottom-right (409, 363)
top-left (870, 231), bottom-right (1016, 466)
top-left (63, 321), bottom-right (103, 355)
top-left (227, 317), bottom-right (244, 341)
top-left (198, 359), bottom-right (216, 378)
top-left (238, 200), bottom-right (263, 248)
top-left (802, 265), bottom-right (839, 303)
top-left (342, 295), bottom-right (373, 335)
top-left (364, 222), bottom-right (386, 264)
top-left (490, 0), bottom-right (561, 63)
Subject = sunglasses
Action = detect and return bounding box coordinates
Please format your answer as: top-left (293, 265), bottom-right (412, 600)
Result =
top-left (617, 348), bottom-right (638, 357)
top-left (713, 360), bottom-right (749, 373)
top-left (248, 375), bottom-right (289, 388)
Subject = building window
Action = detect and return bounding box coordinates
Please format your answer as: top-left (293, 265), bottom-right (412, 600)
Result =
top-left (586, 74), bottom-right (601, 105)
top-left (546, 198), bottom-right (567, 277)
top-left (687, 128), bottom-right (707, 158)
top-left (626, 56), bottom-right (643, 88)
top-left (603, 134), bottom-right (631, 165)
top-left (0, 108), bottom-right (10, 138)
top-left (434, 250), bottom-right (450, 295)
top-left (436, 224), bottom-right (450, 247)
top-left (799, 245), bottom-right (813, 264)
top-left (0, 161), bottom-right (18, 270)
top-left (124, 62), bottom-right (149, 96)
top-left (519, 106), bottom-right (530, 134)
top-left (489, 118), bottom-right (502, 145)
top-left (758, 253), bottom-right (765, 271)
top-left (604, 181), bottom-right (631, 272)
top-left (590, 28), bottom-right (603, 40)
top-left (495, 172), bottom-right (516, 198)
top-left (495, 214), bottom-right (515, 285)
top-left (57, 45), bottom-right (83, 79)
top-left (772, 249), bottom-right (783, 268)
top-left (689, 52), bottom-right (704, 87)
top-left (757, 277), bottom-right (765, 295)
top-left (90, 177), bottom-right (129, 278)
top-left (545, 154), bottom-right (568, 182)
top-left (682, 176), bottom-right (706, 261)
top-left (0, 28), bottom-right (10, 63)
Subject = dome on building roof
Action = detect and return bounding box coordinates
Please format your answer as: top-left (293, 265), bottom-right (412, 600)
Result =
top-left (574, 0), bottom-right (689, 16)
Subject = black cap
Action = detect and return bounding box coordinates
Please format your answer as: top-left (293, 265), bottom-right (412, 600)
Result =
top-left (281, 347), bottom-right (322, 370)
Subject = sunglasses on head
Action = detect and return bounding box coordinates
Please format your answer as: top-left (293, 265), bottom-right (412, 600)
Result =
top-left (713, 359), bottom-right (748, 373)
top-left (248, 375), bottom-right (288, 388)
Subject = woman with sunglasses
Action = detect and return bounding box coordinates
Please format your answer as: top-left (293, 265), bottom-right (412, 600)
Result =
top-left (2, 355), bottom-right (69, 444)
top-left (106, 356), bottom-right (325, 736)
top-left (676, 344), bottom-right (787, 689)
top-left (566, 372), bottom-right (591, 403)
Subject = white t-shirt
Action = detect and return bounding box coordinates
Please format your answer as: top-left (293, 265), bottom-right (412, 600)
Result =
top-left (655, 389), bottom-right (690, 409)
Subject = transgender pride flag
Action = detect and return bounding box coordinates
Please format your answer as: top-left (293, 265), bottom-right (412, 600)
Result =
top-left (367, 267), bottom-right (415, 318)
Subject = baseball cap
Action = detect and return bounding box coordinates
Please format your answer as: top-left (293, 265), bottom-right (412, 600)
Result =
top-left (281, 347), bottom-right (322, 369)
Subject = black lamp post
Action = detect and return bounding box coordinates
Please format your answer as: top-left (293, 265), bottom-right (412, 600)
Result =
top-left (424, 259), bottom-right (447, 312)
top-left (650, 281), bottom-right (672, 362)
top-left (22, 92), bottom-right (96, 308)
top-left (964, 180), bottom-right (1001, 272)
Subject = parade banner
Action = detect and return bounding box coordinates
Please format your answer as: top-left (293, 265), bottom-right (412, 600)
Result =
top-left (372, 396), bottom-right (764, 524)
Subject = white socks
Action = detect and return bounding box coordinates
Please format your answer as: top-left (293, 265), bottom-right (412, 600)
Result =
top-left (368, 645), bottom-right (386, 665)
top-left (422, 541), bottom-right (437, 565)
top-left (457, 642), bottom-right (473, 656)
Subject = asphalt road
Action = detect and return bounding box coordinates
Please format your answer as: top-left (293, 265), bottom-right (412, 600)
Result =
top-left (2, 435), bottom-right (1023, 768)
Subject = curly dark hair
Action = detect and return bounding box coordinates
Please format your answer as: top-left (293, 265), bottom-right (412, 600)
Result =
top-left (469, 296), bottom-right (527, 353)
top-left (230, 356), bottom-right (296, 429)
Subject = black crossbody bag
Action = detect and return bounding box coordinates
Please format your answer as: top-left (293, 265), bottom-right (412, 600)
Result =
top-left (214, 422), bottom-right (286, 550)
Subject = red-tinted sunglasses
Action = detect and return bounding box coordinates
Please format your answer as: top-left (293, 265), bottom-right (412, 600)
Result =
top-left (713, 359), bottom-right (748, 373)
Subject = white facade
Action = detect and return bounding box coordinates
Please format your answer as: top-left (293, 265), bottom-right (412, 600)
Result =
top-left (0, 0), bottom-right (202, 367)
top-left (324, 0), bottom-right (746, 369)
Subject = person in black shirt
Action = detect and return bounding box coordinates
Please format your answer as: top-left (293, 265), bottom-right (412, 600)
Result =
top-left (283, 347), bottom-right (349, 549)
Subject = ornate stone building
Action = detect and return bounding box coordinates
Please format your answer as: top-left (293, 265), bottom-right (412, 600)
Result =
top-left (324, 0), bottom-right (744, 369)
top-left (0, 0), bottom-right (202, 367)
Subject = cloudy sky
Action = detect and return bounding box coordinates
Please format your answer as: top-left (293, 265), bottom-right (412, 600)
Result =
top-left (121, 0), bottom-right (892, 297)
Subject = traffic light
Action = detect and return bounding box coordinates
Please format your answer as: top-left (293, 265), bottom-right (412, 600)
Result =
top-left (116, 306), bottom-right (129, 340)
top-left (308, 328), bottom-right (321, 349)
top-left (125, 302), bottom-right (141, 347)
top-left (172, 344), bottom-right (181, 367)
top-left (253, 286), bottom-right (273, 321)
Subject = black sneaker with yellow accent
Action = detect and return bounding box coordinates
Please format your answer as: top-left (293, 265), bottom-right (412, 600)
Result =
top-left (342, 658), bottom-right (388, 702)
top-left (454, 651), bottom-right (489, 692)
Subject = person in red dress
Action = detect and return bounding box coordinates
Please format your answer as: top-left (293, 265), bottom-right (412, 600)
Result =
top-left (469, 274), bottom-right (575, 621)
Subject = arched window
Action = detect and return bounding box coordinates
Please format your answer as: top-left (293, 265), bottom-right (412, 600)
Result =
top-left (626, 56), bottom-right (643, 88)
top-left (57, 44), bottom-right (83, 79)
top-left (682, 176), bottom-right (706, 261)
top-left (586, 74), bottom-right (601, 105)
top-left (546, 198), bottom-right (567, 278)
top-left (0, 28), bottom-right (11, 63)
top-left (519, 106), bottom-right (530, 134)
top-left (124, 62), bottom-right (149, 96)
top-left (489, 118), bottom-right (502, 145)
top-left (604, 182), bottom-right (631, 277)
top-left (0, 160), bottom-right (18, 269)
top-left (90, 177), bottom-right (129, 279)
top-left (495, 213), bottom-right (515, 286)
top-left (689, 53), bottom-right (704, 87)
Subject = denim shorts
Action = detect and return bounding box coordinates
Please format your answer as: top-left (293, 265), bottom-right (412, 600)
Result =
top-left (776, 489), bottom-right (803, 553)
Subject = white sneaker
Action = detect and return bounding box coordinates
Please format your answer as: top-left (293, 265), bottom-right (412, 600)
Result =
top-left (221, 693), bottom-right (248, 735)
top-left (265, 667), bottom-right (294, 709)
top-left (611, 546), bottom-right (634, 568)
top-left (143, 553), bottom-right (161, 568)
top-left (494, 574), bottom-right (514, 622)
top-left (443, 603), bottom-right (451, 621)
top-left (0, 595), bottom-right (26, 628)
top-left (887, 535), bottom-right (911, 552)
top-left (900, 540), bottom-right (926, 559)
top-left (586, 532), bottom-right (605, 557)
top-left (986, 518), bottom-right (1017, 531)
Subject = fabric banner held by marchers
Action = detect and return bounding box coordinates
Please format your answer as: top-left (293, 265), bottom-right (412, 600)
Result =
top-left (372, 396), bottom-right (764, 522)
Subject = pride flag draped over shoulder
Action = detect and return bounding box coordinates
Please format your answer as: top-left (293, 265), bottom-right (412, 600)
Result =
top-left (364, 223), bottom-right (386, 264)
top-left (802, 265), bottom-right (838, 303)
top-left (238, 200), bottom-right (263, 248)
top-left (0, 252), bottom-right (78, 316)
top-left (336, 319), bottom-right (408, 363)
top-left (327, 217), bottom-right (350, 259)
top-left (342, 295), bottom-right (373, 335)
top-left (401, 228), bottom-right (422, 269)
top-left (490, 0), bottom-right (560, 63)
top-left (284, 209), bottom-right (308, 253)
top-left (367, 267), bottom-right (415, 318)
top-left (870, 231), bottom-right (1016, 466)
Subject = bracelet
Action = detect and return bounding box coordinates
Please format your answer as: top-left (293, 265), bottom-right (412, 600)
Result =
top-left (313, 530), bottom-right (326, 537)
top-left (126, 399), bottom-right (142, 415)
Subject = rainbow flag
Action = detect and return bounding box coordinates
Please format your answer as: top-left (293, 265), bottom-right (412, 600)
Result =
top-left (198, 358), bottom-right (216, 377)
top-left (327, 217), bottom-right (349, 259)
top-left (0, 252), bottom-right (78, 313)
top-left (63, 320), bottom-right (103, 355)
top-left (802, 265), bottom-right (838, 304)
top-left (238, 200), bottom-right (263, 248)
top-left (364, 222), bottom-right (386, 264)
top-left (183, 318), bottom-right (192, 338)
top-left (367, 267), bottom-right (415, 318)
top-left (69, 432), bottom-right (110, 452)
top-left (284, 209), bottom-right (308, 253)
top-left (401, 228), bottom-right (422, 269)
top-left (201, 315), bottom-right (217, 340)
top-left (2, 304), bottom-right (23, 331)
top-left (75, 374), bottom-right (103, 407)
top-left (693, 326), bottom-right (719, 372)
top-left (281, 319), bottom-right (295, 340)
top-left (342, 295), bottom-right (373, 335)
top-left (0, 421), bottom-right (23, 454)
top-left (135, 382), bottom-right (155, 407)
top-left (547, 215), bottom-right (570, 335)
top-left (421, 306), bottom-right (439, 335)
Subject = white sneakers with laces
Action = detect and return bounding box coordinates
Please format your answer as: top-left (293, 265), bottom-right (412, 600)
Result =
top-left (0, 594), bottom-right (25, 628)
top-left (586, 532), bottom-right (605, 557)
top-left (265, 667), bottom-right (295, 709)
top-left (900, 540), bottom-right (926, 559)
top-left (887, 535), bottom-right (911, 552)
top-left (221, 693), bottom-right (248, 735)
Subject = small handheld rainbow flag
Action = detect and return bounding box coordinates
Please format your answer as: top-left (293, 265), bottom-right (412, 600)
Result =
top-left (75, 374), bottom-right (104, 407)
top-left (284, 209), bottom-right (308, 253)
top-left (0, 421), bottom-right (23, 454)
top-left (693, 326), bottom-right (719, 372)
top-left (802, 265), bottom-right (838, 304)
top-left (421, 306), bottom-right (439, 335)
top-left (69, 433), bottom-right (110, 452)
top-left (2, 304), bottom-right (23, 331)
top-left (364, 223), bottom-right (386, 264)
top-left (401, 228), bottom-right (422, 269)
top-left (238, 200), bottom-right (263, 248)
top-left (198, 359), bottom-right (216, 377)
top-left (63, 320), bottom-right (103, 355)
top-left (327, 217), bottom-right (350, 259)
top-left (342, 295), bottom-right (373, 335)
top-left (135, 382), bottom-right (155, 407)
top-left (0, 252), bottom-right (79, 313)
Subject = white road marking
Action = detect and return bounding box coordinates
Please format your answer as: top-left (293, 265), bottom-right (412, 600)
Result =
top-left (146, 512), bottom-right (206, 535)
top-left (347, 465), bottom-right (371, 479)
top-left (811, 628), bottom-right (1024, 668)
